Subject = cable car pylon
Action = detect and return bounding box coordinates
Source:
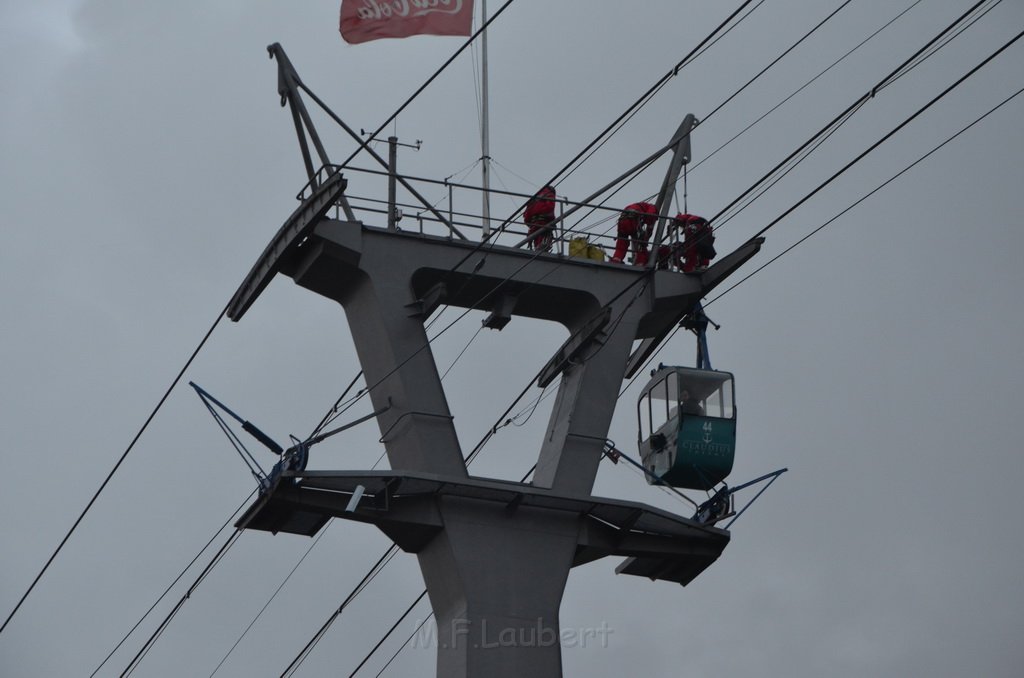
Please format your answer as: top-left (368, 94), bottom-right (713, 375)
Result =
top-left (226, 45), bottom-right (764, 678)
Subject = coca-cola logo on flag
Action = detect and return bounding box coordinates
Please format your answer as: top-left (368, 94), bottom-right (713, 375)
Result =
top-left (340, 0), bottom-right (475, 44)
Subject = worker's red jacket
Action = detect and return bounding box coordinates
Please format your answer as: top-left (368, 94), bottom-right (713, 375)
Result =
top-left (676, 213), bottom-right (716, 258)
top-left (676, 213), bottom-right (711, 241)
top-left (622, 202), bottom-right (658, 229)
top-left (524, 187), bottom-right (557, 225)
top-left (618, 203), bottom-right (658, 241)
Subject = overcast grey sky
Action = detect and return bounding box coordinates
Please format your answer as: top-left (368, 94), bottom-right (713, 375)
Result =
top-left (2, 1), bottom-right (1023, 676)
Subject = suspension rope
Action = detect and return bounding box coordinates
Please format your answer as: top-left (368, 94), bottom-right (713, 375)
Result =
top-left (528, 0), bottom-right (854, 252)
top-left (309, 370), bottom-right (365, 439)
top-left (553, 0), bottom-right (769, 188)
top-left (345, 591), bottom-right (429, 677)
top-left (279, 546), bottom-right (403, 677)
top-left (875, 0), bottom-right (1003, 95)
top-left (88, 490), bottom-right (256, 677)
top-left (373, 617), bottom-right (430, 677)
top-left (209, 521), bottom-right (334, 676)
top-left (706, 0), bottom-right (991, 229)
top-left (617, 5), bottom-right (1015, 393)
top-left (122, 526), bottom-right (245, 676)
top-left (704, 0), bottom-right (853, 124)
top-left (749, 26), bottom-right (1023, 243)
top-left (509, 384), bottom-right (553, 427)
top-left (712, 97), bottom-right (869, 230)
top-left (530, 0), bottom-right (930, 242)
top-left (689, 0), bottom-right (927, 178)
top-left (0, 303), bottom-right (228, 636)
top-left (551, 0), bottom-right (764, 190)
top-left (440, 323), bottom-right (484, 382)
top-left (710, 0), bottom-right (1002, 234)
top-left (622, 80), bottom-right (1024, 400)
top-left (708, 82), bottom-right (1024, 305)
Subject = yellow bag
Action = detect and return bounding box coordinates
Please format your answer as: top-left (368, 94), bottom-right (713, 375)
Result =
top-left (569, 237), bottom-right (606, 262)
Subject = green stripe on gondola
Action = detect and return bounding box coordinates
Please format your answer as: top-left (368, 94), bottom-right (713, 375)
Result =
top-left (661, 416), bottom-right (735, 490)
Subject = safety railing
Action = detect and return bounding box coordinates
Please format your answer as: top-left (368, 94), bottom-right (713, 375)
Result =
top-left (310, 163), bottom-right (653, 263)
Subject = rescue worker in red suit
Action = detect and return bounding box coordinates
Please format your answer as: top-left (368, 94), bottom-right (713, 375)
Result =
top-left (611, 202), bottom-right (658, 265)
top-left (524, 185), bottom-right (557, 251)
top-left (676, 213), bottom-right (716, 272)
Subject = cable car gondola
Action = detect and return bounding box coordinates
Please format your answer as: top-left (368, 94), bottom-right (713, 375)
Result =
top-left (637, 365), bottom-right (736, 490)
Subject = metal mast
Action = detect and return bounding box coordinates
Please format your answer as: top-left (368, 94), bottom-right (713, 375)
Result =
top-left (480, 0), bottom-right (492, 239)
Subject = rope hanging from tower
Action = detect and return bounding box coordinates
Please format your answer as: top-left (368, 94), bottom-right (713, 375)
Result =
top-left (680, 303), bottom-right (720, 370)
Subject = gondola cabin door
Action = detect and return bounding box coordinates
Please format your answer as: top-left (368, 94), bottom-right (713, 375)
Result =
top-left (637, 366), bottom-right (736, 490)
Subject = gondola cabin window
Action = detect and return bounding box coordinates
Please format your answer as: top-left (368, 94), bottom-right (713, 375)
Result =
top-left (703, 378), bottom-right (734, 419)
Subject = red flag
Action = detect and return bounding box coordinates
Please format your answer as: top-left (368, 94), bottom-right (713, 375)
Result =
top-left (340, 0), bottom-right (475, 44)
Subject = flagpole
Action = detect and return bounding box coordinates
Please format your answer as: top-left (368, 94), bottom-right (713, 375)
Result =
top-left (480, 0), bottom-right (491, 239)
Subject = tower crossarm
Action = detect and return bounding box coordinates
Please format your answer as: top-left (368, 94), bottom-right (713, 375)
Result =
top-left (235, 469), bottom-right (730, 587)
top-left (242, 216), bottom-right (761, 491)
top-left (226, 169), bottom-right (347, 322)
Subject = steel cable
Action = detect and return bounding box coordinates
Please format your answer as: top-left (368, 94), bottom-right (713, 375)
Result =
top-left (0, 303), bottom-right (229, 636)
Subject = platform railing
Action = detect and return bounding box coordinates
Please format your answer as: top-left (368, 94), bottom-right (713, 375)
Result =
top-left (313, 163), bottom-right (639, 261)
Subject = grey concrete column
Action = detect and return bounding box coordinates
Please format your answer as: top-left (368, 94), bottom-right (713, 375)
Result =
top-left (290, 231), bottom-right (467, 478)
top-left (532, 297), bottom-right (646, 496)
top-left (416, 499), bottom-right (580, 677)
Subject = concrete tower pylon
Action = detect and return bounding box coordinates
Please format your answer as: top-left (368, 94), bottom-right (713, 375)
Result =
top-left (229, 211), bottom-right (760, 676)
top-left (226, 46), bottom-right (763, 678)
